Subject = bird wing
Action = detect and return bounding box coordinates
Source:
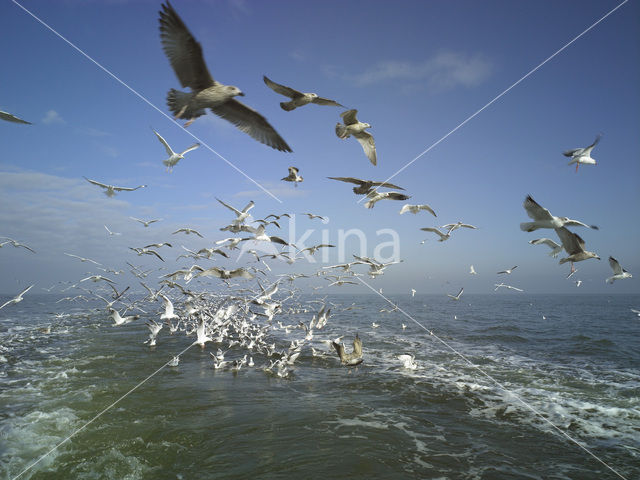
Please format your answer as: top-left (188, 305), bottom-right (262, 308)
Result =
top-left (179, 143), bottom-right (200, 155)
top-left (327, 177), bottom-right (364, 186)
top-left (84, 177), bottom-right (109, 189)
top-left (585, 134), bottom-right (602, 152)
top-left (311, 97), bottom-right (344, 107)
top-left (230, 268), bottom-right (255, 279)
top-left (418, 205), bottom-right (436, 216)
top-left (459, 223), bottom-right (477, 229)
top-left (216, 198), bottom-right (242, 215)
top-left (523, 195), bottom-right (553, 221)
top-left (19, 284), bottom-right (35, 297)
top-left (158, 2), bottom-right (215, 90)
top-left (210, 99), bottom-right (292, 152)
top-left (113, 184), bottom-right (146, 192)
top-left (0, 110), bottom-right (32, 124)
top-left (386, 192), bottom-right (410, 201)
top-left (241, 200), bottom-right (255, 214)
top-left (340, 109), bottom-right (359, 125)
top-left (399, 204), bottom-right (411, 215)
top-left (564, 219), bottom-right (598, 230)
top-left (262, 75), bottom-right (302, 99)
top-left (420, 227), bottom-right (445, 239)
top-left (370, 181), bottom-right (404, 190)
top-left (352, 335), bottom-right (362, 357)
top-left (608, 256), bottom-right (623, 275)
top-left (153, 129), bottom-right (175, 156)
top-left (554, 227), bottom-right (582, 255)
top-left (353, 131), bottom-right (376, 165)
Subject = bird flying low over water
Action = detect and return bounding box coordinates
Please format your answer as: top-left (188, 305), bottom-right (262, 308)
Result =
top-left (0, 110), bottom-right (31, 124)
top-left (606, 256), bottom-right (632, 284)
top-left (563, 134), bottom-right (601, 173)
top-left (335, 110), bottom-right (376, 165)
top-left (153, 129), bottom-right (200, 172)
top-left (554, 226), bottom-right (600, 270)
top-left (158, 2), bottom-right (291, 152)
top-left (84, 177), bottom-right (146, 197)
top-left (520, 195), bottom-right (598, 232)
top-left (332, 334), bottom-right (363, 366)
top-left (0, 285), bottom-right (34, 310)
top-left (447, 287), bottom-right (463, 301)
top-left (263, 75), bottom-right (344, 111)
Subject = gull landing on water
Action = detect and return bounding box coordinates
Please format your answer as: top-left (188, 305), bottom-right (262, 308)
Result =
top-left (332, 334), bottom-right (363, 366)
top-left (397, 354), bottom-right (417, 370)
top-left (563, 134), bottom-right (601, 173)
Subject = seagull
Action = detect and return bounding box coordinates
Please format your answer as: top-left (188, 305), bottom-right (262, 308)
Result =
top-left (79, 275), bottom-right (115, 284)
top-left (0, 237), bottom-right (36, 253)
top-left (469, 265), bottom-right (477, 275)
top-left (159, 293), bottom-right (179, 321)
top-left (630, 309), bottom-right (640, 317)
top-left (563, 134), bottom-right (601, 172)
top-left (327, 177), bottom-right (404, 195)
top-left (172, 227), bottom-right (204, 238)
top-left (158, 2), bottom-right (291, 151)
top-left (332, 334), bottom-right (363, 366)
top-left (442, 222), bottom-right (477, 233)
top-left (494, 283), bottom-right (523, 292)
top-left (0, 285), bottom-right (34, 310)
top-left (529, 238), bottom-right (563, 258)
top-left (364, 191), bottom-right (410, 209)
top-left (520, 195), bottom-right (598, 232)
top-left (153, 129), bottom-right (200, 172)
top-left (263, 75), bottom-right (344, 111)
top-left (144, 319), bottom-right (163, 346)
top-left (1, 110), bottom-right (32, 124)
top-left (281, 166), bottom-right (303, 186)
top-left (397, 354), bottom-right (417, 370)
top-left (497, 266), bottom-right (518, 275)
top-left (109, 307), bottom-right (140, 326)
top-left (216, 198), bottom-right (255, 225)
top-left (335, 109), bottom-right (376, 165)
top-left (420, 227), bottom-right (451, 242)
top-left (196, 267), bottom-right (255, 280)
top-left (130, 217), bottom-right (162, 227)
top-left (302, 213), bottom-right (327, 221)
top-left (193, 317), bottom-right (212, 348)
top-left (447, 287), bottom-right (463, 301)
top-left (84, 177), bottom-right (146, 197)
top-left (411, 288), bottom-right (416, 297)
top-left (168, 356), bottom-right (180, 367)
top-left (129, 247), bottom-right (165, 262)
top-left (574, 280), bottom-right (582, 287)
top-left (104, 225), bottom-right (121, 236)
top-left (64, 252), bottom-right (102, 265)
top-left (555, 226), bottom-right (600, 269)
top-left (399, 204), bottom-right (437, 217)
top-left (606, 256), bottom-right (632, 284)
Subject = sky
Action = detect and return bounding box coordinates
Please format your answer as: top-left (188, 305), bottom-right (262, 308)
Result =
top-left (1, 0), bottom-right (639, 296)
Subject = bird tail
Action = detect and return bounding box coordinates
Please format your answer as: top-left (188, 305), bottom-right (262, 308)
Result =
top-left (335, 123), bottom-right (349, 139)
top-left (280, 101), bottom-right (296, 111)
top-left (605, 276), bottom-right (614, 284)
top-left (167, 89), bottom-right (200, 119)
top-left (364, 199), bottom-right (375, 209)
top-left (519, 222), bottom-right (537, 232)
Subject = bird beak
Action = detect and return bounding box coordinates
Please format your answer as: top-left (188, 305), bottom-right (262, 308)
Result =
top-left (596, 256), bottom-right (601, 260)
top-left (238, 92), bottom-right (245, 96)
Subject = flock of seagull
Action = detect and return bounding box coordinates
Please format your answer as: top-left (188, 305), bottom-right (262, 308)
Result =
top-left (1, 1), bottom-right (636, 376)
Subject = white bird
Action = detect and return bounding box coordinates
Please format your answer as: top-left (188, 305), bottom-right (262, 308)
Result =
top-left (520, 195), bottom-right (598, 232)
top-left (153, 129), bottom-right (200, 172)
top-left (168, 356), bottom-right (180, 367)
top-left (172, 227), bottom-right (204, 238)
top-left (606, 256), bottom-right (632, 284)
top-left (79, 275), bottom-right (115, 284)
top-left (563, 134), bottom-right (600, 173)
top-left (529, 238), bottom-right (563, 258)
top-left (469, 265), bottom-right (477, 275)
top-left (104, 225), bottom-right (121, 236)
top-left (144, 320), bottom-right (163, 346)
top-left (420, 227), bottom-right (451, 242)
top-left (410, 288), bottom-right (416, 297)
top-left (332, 334), bottom-right (363, 366)
top-left (130, 217), bottom-right (162, 227)
top-left (84, 177), bottom-right (146, 197)
top-left (335, 109), bottom-right (376, 165)
top-left (399, 204), bottom-right (437, 217)
top-left (630, 309), bottom-right (640, 317)
top-left (159, 293), bottom-right (179, 321)
top-left (0, 237), bottom-right (36, 253)
top-left (109, 307), bottom-right (140, 326)
top-left (159, 2), bottom-right (291, 151)
top-left (0, 284), bottom-right (34, 310)
top-left (64, 252), bottom-right (102, 265)
top-left (364, 191), bottom-right (410, 209)
top-left (193, 317), bottom-right (212, 348)
top-left (494, 283), bottom-right (523, 292)
top-left (372, 322), bottom-right (379, 328)
top-left (0, 110), bottom-right (32, 124)
top-left (281, 166), bottom-right (303, 186)
top-left (497, 266), bottom-right (517, 275)
top-left (447, 288), bottom-right (464, 301)
top-left (575, 280), bottom-right (582, 287)
top-left (442, 222), bottom-right (477, 233)
top-left (216, 198), bottom-right (255, 225)
top-left (263, 75), bottom-right (344, 111)
top-left (196, 267), bottom-right (255, 280)
top-left (397, 354), bottom-right (417, 370)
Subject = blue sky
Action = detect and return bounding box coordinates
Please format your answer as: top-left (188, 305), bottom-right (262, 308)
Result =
top-left (1, 0), bottom-right (639, 295)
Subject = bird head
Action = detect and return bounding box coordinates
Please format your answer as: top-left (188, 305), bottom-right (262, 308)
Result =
top-left (228, 86), bottom-right (244, 97)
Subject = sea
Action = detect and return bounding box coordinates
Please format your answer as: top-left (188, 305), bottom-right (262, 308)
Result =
top-left (1, 293), bottom-right (639, 480)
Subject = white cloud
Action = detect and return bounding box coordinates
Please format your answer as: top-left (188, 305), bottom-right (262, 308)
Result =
top-left (342, 52), bottom-right (492, 91)
top-left (41, 109), bottom-right (66, 125)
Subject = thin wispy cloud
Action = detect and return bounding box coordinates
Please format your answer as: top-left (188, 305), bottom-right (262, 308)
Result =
top-left (41, 109), bottom-right (65, 125)
top-left (339, 51), bottom-right (492, 91)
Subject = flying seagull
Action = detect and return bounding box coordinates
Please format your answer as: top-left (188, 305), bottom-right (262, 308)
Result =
top-left (497, 266), bottom-right (518, 275)
top-left (399, 204), bottom-right (436, 217)
top-left (364, 191), bottom-right (410, 209)
top-left (130, 217), bottom-right (162, 227)
top-left (172, 227), bottom-right (204, 238)
top-left (84, 177), bottom-right (146, 197)
top-left (469, 265), bottom-right (477, 275)
top-left (153, 129), bottom-right (200, 172)
top-left (158, 2), bottom-right (291, 152)
top-left (335, 110), bottom-right (376, 165)
top-left (520, 195), bottom-right (598, 232)
top-left (494, 283), bottom-right (523, 292)
top-left (281, 166), bottom-right (303, 186)
top-left (0, 237), bottom-right (35, 253)
top-left (196, 267), bottom-right (255, 280)
top-left (332, 334), bottom-right (363, 366)
top-left (447, 287), bottom-right (464, 301)
top-left (554, 226), bottom-right (600, 271)
top-left (529, 238), bottom-right (563, 258)
top-left (563, 134), bottom-right (601, 172)
top-left (0, 285), bottom-right (34, 310)
top-left (0, 110), bottom-right (31, 125)
top-left (420, 227), bottom-right (451, 242)
top-left (327, 177), bottom-right (404, 195)
top-left (263, 75), bottom-right (344, 111)
top-left (216, 198), bottom-right (255, 225)
top-left (606, 256), bottom-right (632, 284)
